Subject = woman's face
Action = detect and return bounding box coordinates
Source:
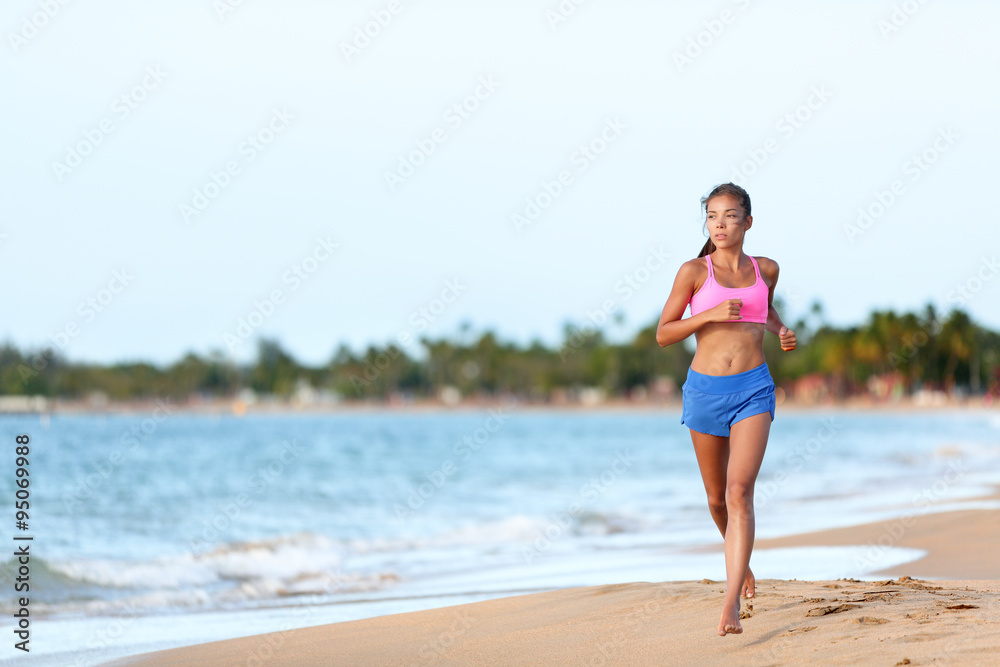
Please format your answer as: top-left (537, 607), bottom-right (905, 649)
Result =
top-left (705, 194), bottom-right (752, 249)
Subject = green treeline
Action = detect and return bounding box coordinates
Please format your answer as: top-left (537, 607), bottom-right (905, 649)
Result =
top-left (2, 300), bottom-right (998, 402)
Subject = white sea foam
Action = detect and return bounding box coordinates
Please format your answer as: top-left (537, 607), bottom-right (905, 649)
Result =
top-left (13, 533), bottom-right (398, 618)
top-left (13, 410), bottom-right (1000, 662)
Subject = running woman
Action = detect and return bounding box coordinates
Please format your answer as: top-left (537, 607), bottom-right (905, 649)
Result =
top-left (655, 182), bottom-right (797, 636)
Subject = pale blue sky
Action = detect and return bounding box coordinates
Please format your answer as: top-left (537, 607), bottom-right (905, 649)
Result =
top-left (3, 1), bottom-right (998, 366)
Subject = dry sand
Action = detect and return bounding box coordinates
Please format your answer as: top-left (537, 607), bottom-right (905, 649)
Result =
top-left (108, 506), bottom-right (1000, 666)
top-left (105, 577), bottom-right (1000, 666)
top-left (753, 509), bottom-right (1000, 581)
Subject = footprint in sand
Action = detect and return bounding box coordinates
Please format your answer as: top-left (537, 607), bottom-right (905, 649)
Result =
top-left (867, 592), bottom-right (897, 601)
top-left (783, 626), bottom-right (818, 635)
top-left (805, 603), bottom-right (861, 617)
top-left (854, 616), bottom-right (890, 625)
top-left (899, 631), bottom-right (953, 643)
top-left (890, 576), bottom-right (943, 591)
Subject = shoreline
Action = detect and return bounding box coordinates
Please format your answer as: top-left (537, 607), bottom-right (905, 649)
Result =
top-left (106, 578), bottom-right (1000, 665)
top-left (103, 503), bottom-right (1000, 666)
top-left (6, 394), bottom-right (998, 417)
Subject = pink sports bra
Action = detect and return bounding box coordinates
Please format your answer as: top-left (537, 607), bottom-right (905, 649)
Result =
top-left (688, 254), bottom-right (769, 324)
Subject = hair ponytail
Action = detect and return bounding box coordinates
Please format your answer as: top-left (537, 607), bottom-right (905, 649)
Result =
top-left (697, 238), bottom-right (715, 258)
top-left (698, 239), bottom-right (715, 259)
top-left (697, 182), bottom-right (751, 258)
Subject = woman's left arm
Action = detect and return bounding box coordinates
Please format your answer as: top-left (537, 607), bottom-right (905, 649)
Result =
top-left (766, 304), bottom-right (786, 336)
top-left (759, 257), bottom-right (796, 348)
top-left (758, 257), bottom-right (782, 334)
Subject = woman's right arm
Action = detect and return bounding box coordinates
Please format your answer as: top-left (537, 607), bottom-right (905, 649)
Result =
top-left (655, 261), bottom-right (740, 347)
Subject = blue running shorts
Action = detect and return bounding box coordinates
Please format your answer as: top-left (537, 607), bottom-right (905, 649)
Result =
top-left (680, 362), bottom-right (776, 437)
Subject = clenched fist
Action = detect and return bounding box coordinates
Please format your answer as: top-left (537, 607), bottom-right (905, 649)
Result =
top-left (779, 326), bottom-right (797, 351)
top-left (707, 298), bottom-right (744, 322)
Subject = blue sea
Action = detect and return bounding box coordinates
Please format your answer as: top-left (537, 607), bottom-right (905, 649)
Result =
top-left (1, 406), bottom-right (999, 665)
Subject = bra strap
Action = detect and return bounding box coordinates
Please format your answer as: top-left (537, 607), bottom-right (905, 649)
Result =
top-left (705, 254), bottom-right (714, 279)
top-left (749, 255), bottom-right (761, 280)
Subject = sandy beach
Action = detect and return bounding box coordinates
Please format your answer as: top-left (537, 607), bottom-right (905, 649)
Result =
top-left (107, 504), bottom-right (1000, 666)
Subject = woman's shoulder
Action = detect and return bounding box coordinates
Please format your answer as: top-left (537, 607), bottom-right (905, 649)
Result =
top-left (672, 257), bottom-right (708, 291)
top-left (753, 255), bottom-right (778, 287)
top-left (752, 255), bottom-right (778, 272)
top-left (678, 256), bottom-right (709, 275)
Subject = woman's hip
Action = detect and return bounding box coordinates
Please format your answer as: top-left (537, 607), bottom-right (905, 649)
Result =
top-left (682, 361), bottom-right (774, 395)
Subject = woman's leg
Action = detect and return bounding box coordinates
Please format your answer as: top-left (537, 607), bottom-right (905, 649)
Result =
top-left (689, 429), bottom-right (756, 598)
top-left (717, 411), bottom-right (771, 635)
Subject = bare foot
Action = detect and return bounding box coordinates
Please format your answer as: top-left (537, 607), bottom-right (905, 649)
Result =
top-left (718, 600), bottom-right (743, 636)
top-left (743, 567), bottom-right (755, 598)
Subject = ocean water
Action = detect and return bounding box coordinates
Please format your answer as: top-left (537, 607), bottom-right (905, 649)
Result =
top-left (1, 407), bottom-right (998, 665)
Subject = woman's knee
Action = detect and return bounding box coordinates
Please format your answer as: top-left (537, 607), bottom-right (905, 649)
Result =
top-left (707, 496), bottom-right (726, 515)
top-left (725, 482), bottom-right (753, 512)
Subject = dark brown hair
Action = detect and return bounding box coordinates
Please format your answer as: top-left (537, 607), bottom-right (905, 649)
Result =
top-left (697, 182), bottom-right (751, 258)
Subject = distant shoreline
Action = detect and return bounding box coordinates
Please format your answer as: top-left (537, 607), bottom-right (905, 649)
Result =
top-left (4, 394), bottom-right (996, 416)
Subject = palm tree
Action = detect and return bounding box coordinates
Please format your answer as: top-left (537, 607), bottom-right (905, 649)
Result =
top-left (938, 310), bottom-right (975, 394)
